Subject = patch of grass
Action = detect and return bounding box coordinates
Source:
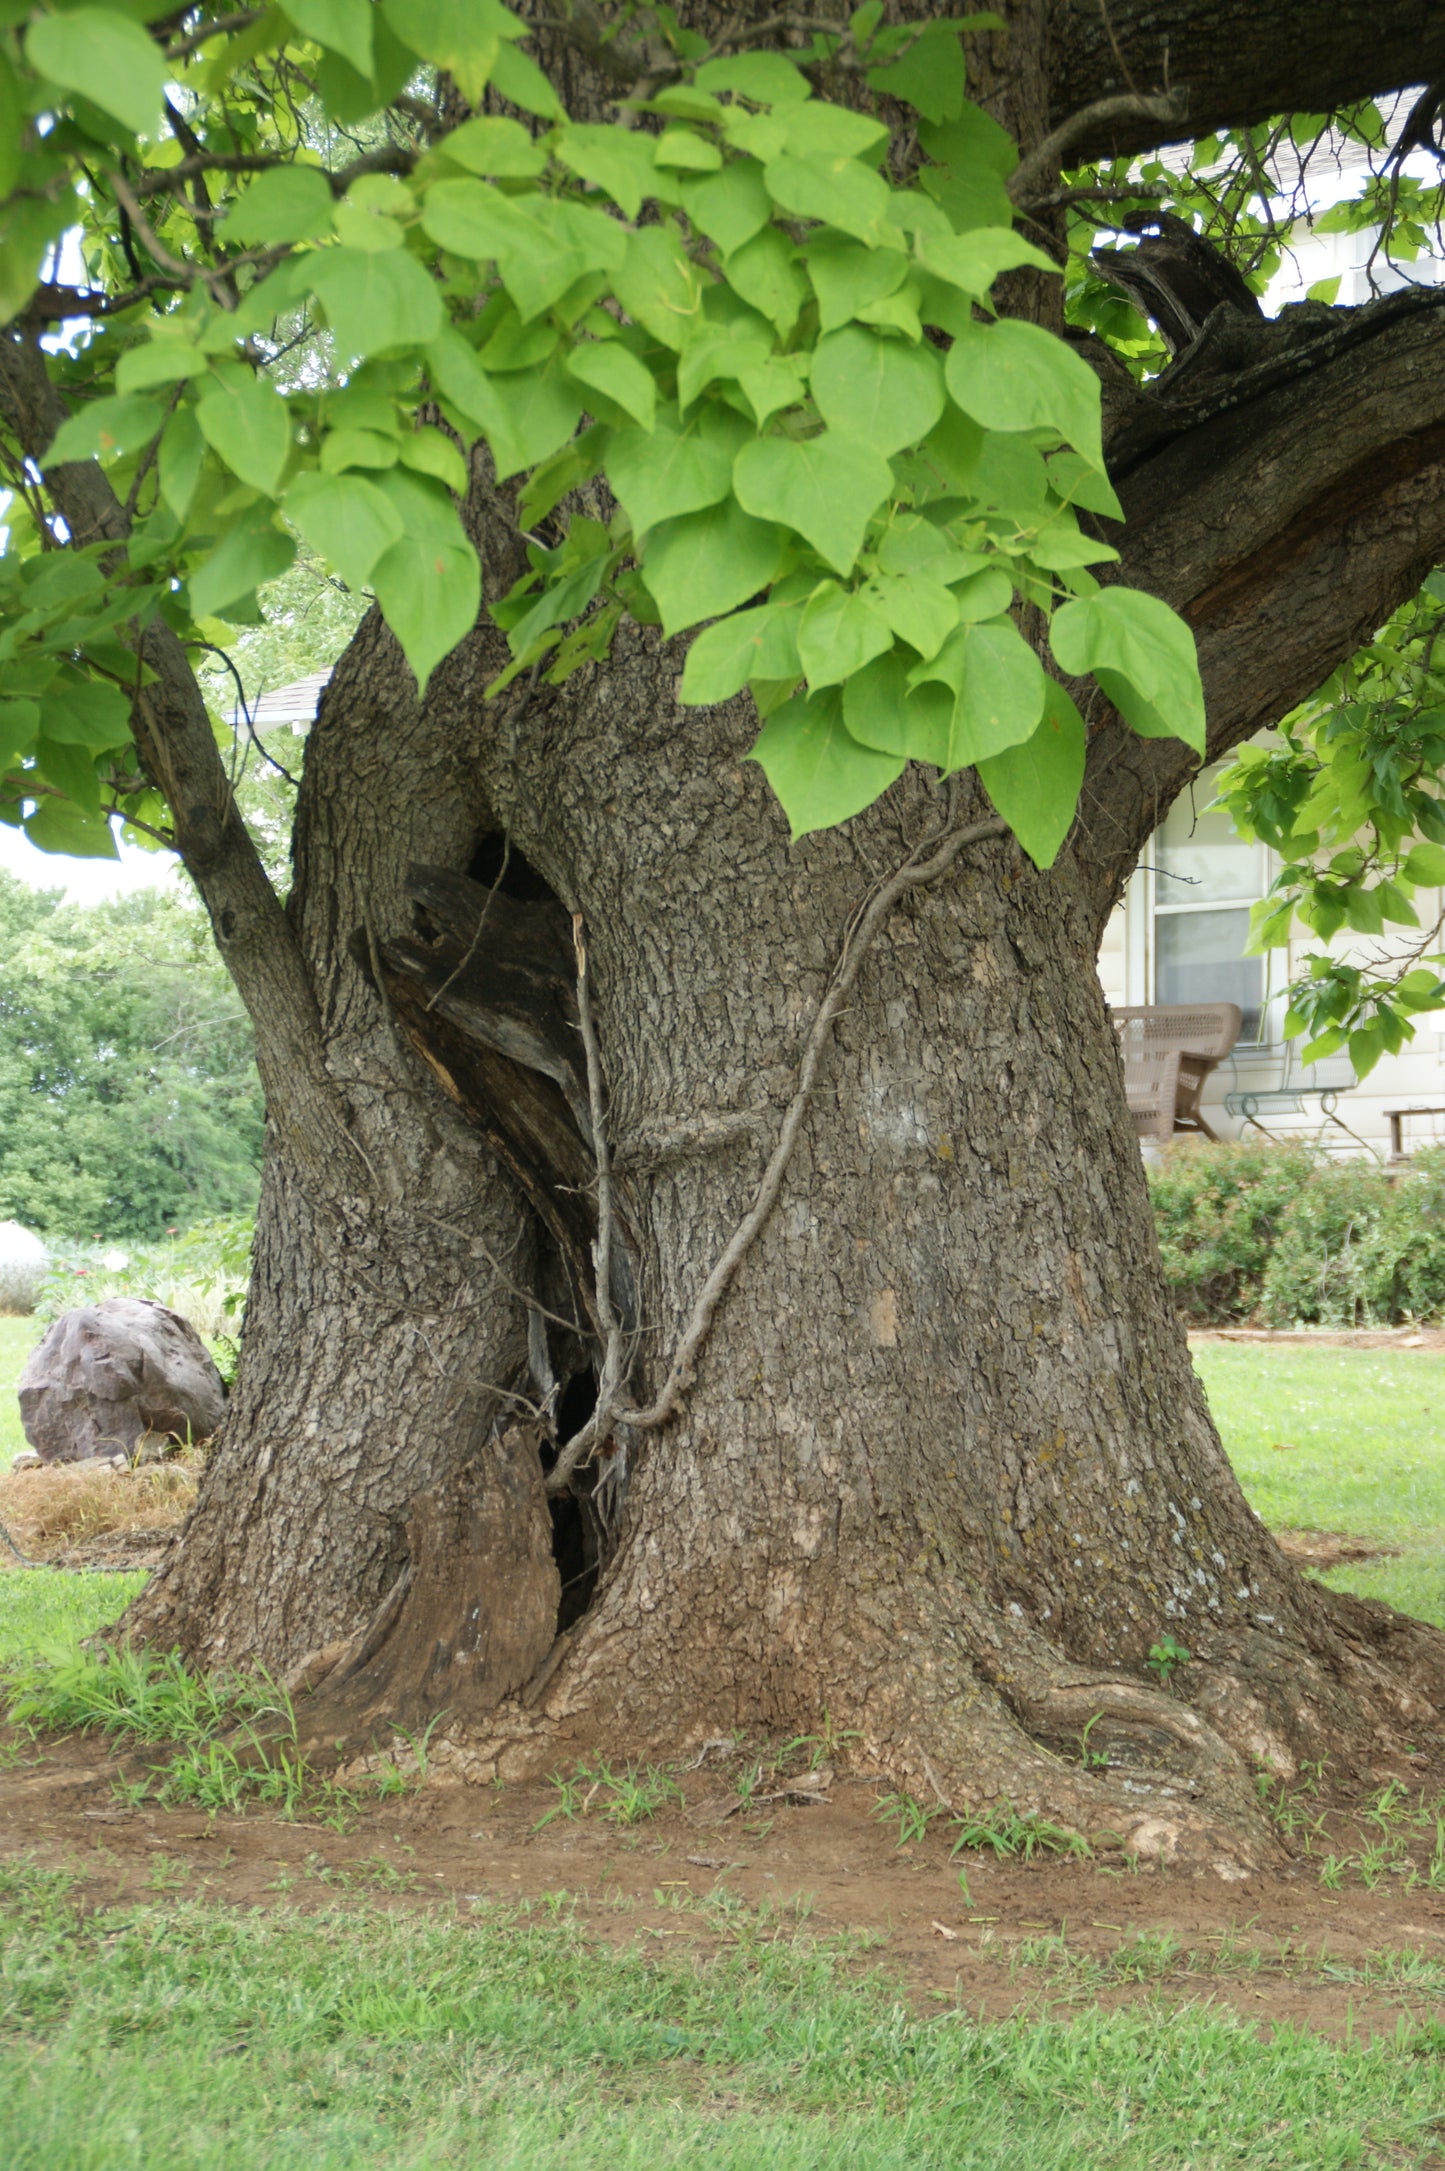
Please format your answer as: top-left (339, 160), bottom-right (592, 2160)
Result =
top-left (5, 1641), bottom-right (429, 1831)
top-left (535, 1759), bottom-right (684, 1830)
top-left (0, 1567), bottom-right (145, 1669)
top-left (2, 1887), bottom-right (1445, 2169)
top-left (1194, 1342), bottom-right (1445, 1624)
top-left (0, 1313), bottom-right (41, 1467)
top-left (7, 1642), bottom-right (281, 1744)
top-left (949, 1805), bottom-right (1092, 1864)
top-left (1010, 1920), bottom-right (1445, 2001)
top-left (871, 1791), bottom-right (947, 1848)
top-left (304, 1851), bottom-right (419, 1894)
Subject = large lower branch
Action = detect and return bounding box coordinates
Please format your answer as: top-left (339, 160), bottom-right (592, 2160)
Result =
top-left (1069, 291), bottom-right (1445, 916)
top-left (1047, 0), bottom-right (1445, 162)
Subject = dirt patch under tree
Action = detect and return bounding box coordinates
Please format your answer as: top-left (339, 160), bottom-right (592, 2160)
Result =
top-left (5, 1671), bottom-right (1445, 2050)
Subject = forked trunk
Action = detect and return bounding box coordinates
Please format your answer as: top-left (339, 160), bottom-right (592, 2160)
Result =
top-left (128, 0), bottom-right (1445, 1870)
top-left (137, 620), bottom-right (1445, 1874)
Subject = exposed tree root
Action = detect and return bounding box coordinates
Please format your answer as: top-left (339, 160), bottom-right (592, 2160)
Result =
top-left (275, 1512), bottom-right (1445, 1888)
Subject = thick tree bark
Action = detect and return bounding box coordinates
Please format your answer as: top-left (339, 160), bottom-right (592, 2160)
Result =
top-left (1047, 1), bottom-right (1445, 163)
top-left (127, 609), bottom-right (542, 1672)
top-left (117, 2), bottom-right (1445, 1866)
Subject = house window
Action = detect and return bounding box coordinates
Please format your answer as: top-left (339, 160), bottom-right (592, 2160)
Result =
top-left (1153, 772), bottom-right (1268, 1040)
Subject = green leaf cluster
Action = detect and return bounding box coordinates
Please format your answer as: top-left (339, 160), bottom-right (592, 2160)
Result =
top-left (0, 2), bottom-right (1209, 872)
top-left (1215, 576), bottom-right (1445, 1076)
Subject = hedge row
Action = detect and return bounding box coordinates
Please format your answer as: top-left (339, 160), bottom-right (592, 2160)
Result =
top-left (1147, 1141), bottom-right (1445, 1327)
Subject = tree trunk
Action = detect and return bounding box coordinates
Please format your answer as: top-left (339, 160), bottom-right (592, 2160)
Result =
top-left (128, 609), bottom-right (549, 1681)
top-left (374, 626), bottom-right (1431, 1872)
top-left (124, 0), bottom-right (1445, 1870)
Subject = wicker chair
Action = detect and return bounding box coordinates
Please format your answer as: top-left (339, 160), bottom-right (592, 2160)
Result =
top-left (1112, 1003), bottom-right (1243, 1142)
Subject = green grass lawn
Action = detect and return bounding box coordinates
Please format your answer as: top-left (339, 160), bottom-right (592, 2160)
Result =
top-left (0, 1314), bottom-right (37, 1466)
top-left (1193, 1343), bottom-right (1445, 1626)
top-left (2, 1857), bottom-right (1445, 2171)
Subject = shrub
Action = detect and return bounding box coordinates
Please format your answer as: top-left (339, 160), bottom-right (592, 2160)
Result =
top-left (1149, 1140), bottom-right (1445, 1327)
top-left (36, 1215), bottom-right (253, 1344)
top-left (1147, 1140), bottom-right (1317, 1322)
top-left (1257, 1160), bottom-right (1398, 1325)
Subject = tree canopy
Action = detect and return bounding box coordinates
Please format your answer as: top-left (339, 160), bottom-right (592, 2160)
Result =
top-left (0, 2), bottom-right (1442, 1068)
top-left (2, 1), bottom-right (1209, 878)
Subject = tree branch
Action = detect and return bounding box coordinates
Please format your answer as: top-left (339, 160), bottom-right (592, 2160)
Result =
top-left (0, 328), bottom-right (362, 1189)
top-left (1008, 91), bottom-right (1188, 206)
top-left (164, 9), bottom-right (264, 63)
top-left (1048, 0), bottom-right (1445, 165)
top-left (1070, 290), bottom-right (1445, 915)
top-left (133, 142), bottom-right (421, 204)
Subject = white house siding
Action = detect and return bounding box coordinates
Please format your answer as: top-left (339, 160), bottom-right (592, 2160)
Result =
top-left (1100, 852), bottom-right (1445, 1157)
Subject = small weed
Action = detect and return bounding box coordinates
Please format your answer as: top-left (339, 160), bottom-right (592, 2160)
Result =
top-left (1105, 1930), bottom-right (1181, 1982)
top-left (599, 1762), bottom-right (683, 1825)
top-left (534, 1759), bottom-right (681, 1830)
top-left (950, 1804), bottom-right (1091, 1863)
top-left (734, 1761), bottom-right (768, 1808)
top-left (778, 1711), bottom-right (860, 1771)
top-left (143, 1853), bottom-right (191, 1892)
top-left (1145, 1635), bottom-right (1191, 1689)
top-left (535, 1771), bottom-right (587, 1827)
top-left (1255, 1771), bottom-right (1327, 1848)
top-left (1078, 1714), bottom-right (1110, 1771)
top-left (305, 1851), bottom-right (418, 1893)
top-left (871, 1791), bottom-right (944, 1848)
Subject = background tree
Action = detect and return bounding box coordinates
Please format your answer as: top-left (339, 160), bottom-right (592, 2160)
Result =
top-left (4, 1), bottom-right (1445, 1870)
top-left (0, 875), bottom-right (262, 1239)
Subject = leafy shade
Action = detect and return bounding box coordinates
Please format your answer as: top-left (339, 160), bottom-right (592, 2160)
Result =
top-left (0, 4), bottom-right (1206, 869)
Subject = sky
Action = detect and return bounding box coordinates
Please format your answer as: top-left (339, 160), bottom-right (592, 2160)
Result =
top-left (0, 814), bottom-right (181, 905)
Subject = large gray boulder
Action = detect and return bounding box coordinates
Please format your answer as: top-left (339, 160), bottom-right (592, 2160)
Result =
top-left (17, 1297), bottom-right (226, 1464)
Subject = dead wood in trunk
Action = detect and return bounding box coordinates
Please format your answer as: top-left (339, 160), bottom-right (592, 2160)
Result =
top-left (305, 1420), bottom-right (560, 1735)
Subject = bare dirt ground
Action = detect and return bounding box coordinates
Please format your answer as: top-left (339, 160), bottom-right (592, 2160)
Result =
top-left (4, 1455), bottom-right (1445, 2047)
top-left (4, 1720), bottom-right (1445, 2046)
